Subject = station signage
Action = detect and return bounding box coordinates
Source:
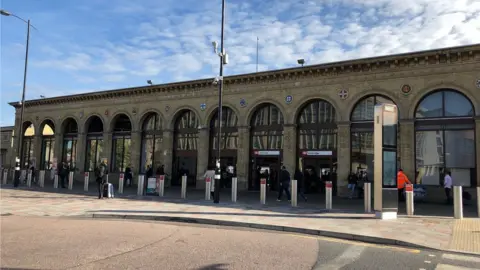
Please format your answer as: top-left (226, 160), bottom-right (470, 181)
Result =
top-left (253, 150), bottom-right (280, 156)
top-left (301, 151), bottom-right (332, 156)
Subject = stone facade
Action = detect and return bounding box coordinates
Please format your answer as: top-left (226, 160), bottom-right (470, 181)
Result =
top-left (7, 44), bottom-right (480, 195)
top-left (0, 126), bottom-right (14, 169)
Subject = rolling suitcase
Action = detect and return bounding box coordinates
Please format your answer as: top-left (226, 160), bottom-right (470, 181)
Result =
top-left (103, 183), bottom-right (114, 198)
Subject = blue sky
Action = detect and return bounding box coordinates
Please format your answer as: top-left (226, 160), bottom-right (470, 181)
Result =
top-left (1, 0), bottom-right (479, 126)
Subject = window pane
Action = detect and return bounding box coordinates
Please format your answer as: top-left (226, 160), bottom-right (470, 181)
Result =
top-left (299, 129), bottom-right (316, 149)
top-left (415, 130), bottom-right (443, 185)
top-left (113, 138), bottom-right (123, 172)
top-left (415, 92), bottom-right (443, 118)
top-left (85, 140), bottom-right (94, 171)
top-left (351, 97), bottom-right (375, 121)
top-left (225, 134), bottom-right (238, 149)
top-left (252, 131), bottom-right (268, 149)
top-left (318, 130), bottom-right (337, 150)
top-left (350, 132), bottom-right (373, 179)
top-left (123, 138), bottom-right (131, 172)
top-left (86, 139), bottom-right (103, 172)
top-left (444, 91), bottom-right (474, 117)
top-left (268, 130), bottom-right (284, 149)
top-left (175, 134), bottom-right (198, 150)
top-left (416, 166), bottom-right (440, 185)
top-left (450, 168), bottom-right (472, 187)
top-left (445, 130), bottom-right (475, 168)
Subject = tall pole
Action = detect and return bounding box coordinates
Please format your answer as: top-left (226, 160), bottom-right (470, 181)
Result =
top-left (14, 19), bottom-right (30, 187)
top-left (256, 37), bottom-right (259, 72)
top-left (214, 0), bottom-right (226, 204)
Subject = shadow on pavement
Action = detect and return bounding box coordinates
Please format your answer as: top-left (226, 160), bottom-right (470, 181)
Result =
top-left (196, 264), bottom-right (229, 270)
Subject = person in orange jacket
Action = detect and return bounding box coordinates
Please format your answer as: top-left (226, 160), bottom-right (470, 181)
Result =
top-left (397, 169), bottom-right (412, 202)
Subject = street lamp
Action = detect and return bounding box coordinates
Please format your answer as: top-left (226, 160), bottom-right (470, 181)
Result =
top-left (212, 0), bottom-right (228, 204)
top-left (1, 9), bottom-right (34, 187)
top-left (297, 59), bottom-right (305, 66)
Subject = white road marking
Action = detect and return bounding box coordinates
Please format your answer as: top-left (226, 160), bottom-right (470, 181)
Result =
top-left (429, 254), bottom-right (436, 257)
top-left (442, 253), bottom-right (480, 263)
top-left (424, 260), bottom-right (431, 263)
top-left (435, 264), bottom-right (478, 270)
top-left (315, 245), bottom-right (366, 270)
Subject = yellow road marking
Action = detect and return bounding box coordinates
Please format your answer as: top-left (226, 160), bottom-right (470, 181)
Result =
top-left (286, 233), bottom-right (421, 254)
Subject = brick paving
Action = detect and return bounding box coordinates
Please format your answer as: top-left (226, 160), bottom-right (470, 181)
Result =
top-left (1, 186), bottom-right (479, 255)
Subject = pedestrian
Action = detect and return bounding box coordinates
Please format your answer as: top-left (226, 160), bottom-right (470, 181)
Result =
top-left (95, 160), bottom-right (108, 199)
top-left (444, 171), bottom-right (453, 205)
top-left (277, 166), bottom-right (291, 202)
top-left (397, 169), bottom-right (411, 202)
top-left (125, 166), bottom-right (133, 187)
top-left (203, 166), bottom-right (216, 199)
top-left (294, 169), bottom-right (307, 202)
top-left (347, 172), bottom-right (357, 199)
top-left (59, 162), bottom-right (68, 188)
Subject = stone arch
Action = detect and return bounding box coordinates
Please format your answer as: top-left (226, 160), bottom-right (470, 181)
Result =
top-left (60, 117), bottom-right (79, 134)
top-left (244, 99), bottom-right (287, 126)
top-left (109, 111), bottom-right (134, 133)
top-left (292, 96), bottom-right (341, 124)
top-left (39, 118), bottom-right (56, 135)
top-left (348, 92), bottom-right (400, 121)
top-left (22, 120), bottom-right (35, 136)
top-left (167, 105), bottom-right (202, 130)
top-left (138, 109), bottom-right (166, 130)
top-left (205, 103), bottom-right (241, 127)
top-left (84, 114), bottom-right (106, 134)
top-left (409, 84), bottom-right (478, 119)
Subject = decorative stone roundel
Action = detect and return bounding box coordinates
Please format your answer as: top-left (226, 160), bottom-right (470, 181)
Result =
top-left (476, 79), bottom-right (480, 89)
top-left (338, 89), bottom-right (348, 100)
top-left (132, 108), bottom-right (137, 115)
top-left (401, 84), bottom-right (412, 95)
top-left (104, 109), bottom-right (109, 116)
top-left (165, 105), bottom-right (170, 112)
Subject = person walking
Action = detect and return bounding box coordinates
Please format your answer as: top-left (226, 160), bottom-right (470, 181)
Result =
top-left (95, 160), bottom-right (108, 199)
top-left (277, 166), bottom-right (291, 202)
top-left (444, 171), bottom-right (453, 205)
top-left (294, 169), bottom-right (307, 202)
top-left (397, 169), bottom-right (411, 202)
top-left (203, 166), bottom-right (216, 199)
top-left (59, 162), bottom-right (68, 188)
top-left (347, 172), bottom-right (357, 199)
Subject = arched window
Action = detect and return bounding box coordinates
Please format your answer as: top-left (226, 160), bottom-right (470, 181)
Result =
top-left (209, 107), bottom-right (238, 168)
top-left (250, 103), bottom-right (284, 150)
top-left (62, 118), bottom-right (78, 170)
top-left (414, 89), bottom-right (475, 186)
top-left (350, 95), bottom-right (396, 180)
top-left (21, 122), bottom-right (35, 168)
top-left (140, 113), bottom-right (162, 173)
top-left (172, 110), bottom-right (199, 186)
top-left (40, 120), bottom-right (55, 170)
top-left (297, 100), bottom-right (337, 150)
top-left (85, 116), bottom-right (104, 172)
top-left (111, 114), bottom-right (132, 173)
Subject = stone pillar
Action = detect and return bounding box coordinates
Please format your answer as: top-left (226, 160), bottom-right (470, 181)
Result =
top-left (282, 125), bottom-right (297, 175)
top-left (103, 132), bottom-right (113, 170)
top-left (10, 115), bottom-right (20, 168)
top-left (399, 120), bottom-right (415, 182)
top-left (130, 130), bottom-right (141, 176)
top-left (196, 128), bottom-right (209, 189)
top-left (76, 132), bottom-right (86, 173)
top-left (476, 118), bottom-right (480, 187)
top-left (162, 130), bottom-right (174, 187)
top-left (236, 126), bottom-right (249, 190)
top-left (336, 122), bottom-right (350, 196)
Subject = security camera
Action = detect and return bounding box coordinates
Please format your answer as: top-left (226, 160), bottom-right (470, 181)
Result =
top-left (212, 41), bottom-right (218, 53)
top-left (212, 77), bottom-right (219, 85)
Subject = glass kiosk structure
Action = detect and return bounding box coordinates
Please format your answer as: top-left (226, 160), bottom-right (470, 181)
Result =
top-left (373, 103), bottom-right (398, 220)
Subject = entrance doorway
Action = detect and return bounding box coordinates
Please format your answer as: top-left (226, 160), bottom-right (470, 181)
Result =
top-left (209, 153), bottom-right (237, 188)
top-left (172, 154), bottom-right (197, 187)
top-left (250, 151), bottom-right (282, 191)
top-left (299, 151), bottom-right (337, 195)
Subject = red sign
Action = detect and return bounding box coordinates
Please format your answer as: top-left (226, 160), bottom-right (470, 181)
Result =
top-left (325, 181), bottom-right (332, 188)
top-left (405, 184), bottom-right (413, 192)
top-left (84, 172), bottom-right (89, 177)
top-left (260, 178), bottom-right (266, 185)
top-left (119, 173), bottom-right (124, 180)
top-left (159, 175), bottom-right (165, 181)
top-left (205, 177), bottom-right (211, 183)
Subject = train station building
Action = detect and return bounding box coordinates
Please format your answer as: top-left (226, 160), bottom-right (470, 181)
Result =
top-left (7, 44), bottom-right (480, 198)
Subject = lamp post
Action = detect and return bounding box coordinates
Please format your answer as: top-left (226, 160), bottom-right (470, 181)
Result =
top-left (1, 9), bottom-right (34, 187)
top-left (297, 59), bottom-right (305, 66)
top-left (211, 0), bottom-right (227, 204)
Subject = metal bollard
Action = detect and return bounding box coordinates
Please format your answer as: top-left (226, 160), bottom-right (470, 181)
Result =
top-left (205, 177), bottom-right (211, 200)
top-left (260, 178), bottom-right (266, 205)
top-left (53, 175), bottom-right (59, 189)
top-left (231, 177), bottom-right (237, 202)
top-left (68, 171), bottom-right (74, 190)
top-left (39, 170), bottom-right (45, 187)
top-left (158, 175), bottom-right (165, 197)
top-left (181, 175), bottom-right (187, 199)
top-left (118, 173), bottom-right (124, 194)
top-left (291, 179), bottom-right (298, 207)
top-left (477, 187), bottom-right (480, 218)
top-left (405, 184), bottom-right (414, 216)
top-left (137, 175), bottom-right (144, 196)
top-left (84, 172), bottom-right (90, 192)
top-left (364, 182), bottom-right (371, 212)
top-left (2, 169), bottom-right (7, 184)
top-left (453, 186), bottom-right (463, 219)
top-left (325, 181), bottom-right (332, 210)
top-left (27, 170), bottom-right (32, 187)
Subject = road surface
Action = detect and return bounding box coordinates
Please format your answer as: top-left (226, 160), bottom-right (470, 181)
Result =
top-left (1, 216), bottom-right (478, 270)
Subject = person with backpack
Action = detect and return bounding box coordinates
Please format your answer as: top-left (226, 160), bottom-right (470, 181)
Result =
top-left (95, 161), bottom-right (108, 199)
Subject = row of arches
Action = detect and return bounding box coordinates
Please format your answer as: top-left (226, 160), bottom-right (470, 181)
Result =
top-left (19, 89), bottom-right (476, 188)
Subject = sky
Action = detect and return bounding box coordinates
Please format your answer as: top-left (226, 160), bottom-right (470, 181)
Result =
top-left (1, 0), bottom-right (479, 126)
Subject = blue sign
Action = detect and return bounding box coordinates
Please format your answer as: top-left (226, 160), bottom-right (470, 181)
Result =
top-left (285, 95), bottom-right (293, 104)
top-left (240, 99), bottom-right (247, 107)
top-left (200, 103), bottom-right (206, 111)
